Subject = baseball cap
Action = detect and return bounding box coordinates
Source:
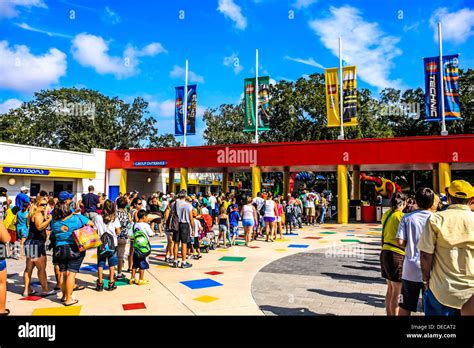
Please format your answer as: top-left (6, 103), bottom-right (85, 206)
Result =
top-left (20, 186), bottom-right (29, 192)
top-left (178, 190), bottom-right (187, 198)
top-left (58, 191), bottom-right (75, 202)
top-left (447, 180), bottom-right (474, 199)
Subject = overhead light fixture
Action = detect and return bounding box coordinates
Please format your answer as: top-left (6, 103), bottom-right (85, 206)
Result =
top-left (8, 177), bottom-right (16, 186)
top-left (146, 177), bottom-right (152, 183)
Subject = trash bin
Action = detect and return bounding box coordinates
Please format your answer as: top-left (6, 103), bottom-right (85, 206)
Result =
top-left (361, 205), bottom-right (376, 223)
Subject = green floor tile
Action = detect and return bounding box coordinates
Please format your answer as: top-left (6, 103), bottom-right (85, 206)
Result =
top-left (235, 240), bottom-right (246, 245)
top-left (320, 232), bottom-right (337, 235)
top-left (103, 278), bottom-right (131, 287)
top-left (340, 239), bottom-right (361, 243)
top-left (218, 256), bottom-right (246, 262)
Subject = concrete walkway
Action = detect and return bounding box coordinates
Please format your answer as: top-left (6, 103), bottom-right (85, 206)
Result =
top-left (5, 223), bottom-right (387, 315)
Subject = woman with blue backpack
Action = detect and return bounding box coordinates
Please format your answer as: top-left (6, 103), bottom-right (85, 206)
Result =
top-left (93, 199), bottom-right (121, 291)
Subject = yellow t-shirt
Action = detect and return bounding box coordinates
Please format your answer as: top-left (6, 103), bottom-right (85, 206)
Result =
top-left (223, 201), bottom-right (230, 212)
top-left (3, 208), bottom-right (16, 231)
top-left (381, 209), bottom-right (405, 255)
top-left (417, 204), bottom-right (474, 309)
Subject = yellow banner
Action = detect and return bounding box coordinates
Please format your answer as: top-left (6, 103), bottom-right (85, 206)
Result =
top-left (325, 67), bottom-right (358, 127)
top-left (325, 68), bottom-right (340, 127)
top-left (342, 66), bottom-right (358, 126)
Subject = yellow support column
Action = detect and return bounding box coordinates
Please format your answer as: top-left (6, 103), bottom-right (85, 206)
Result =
top-left (180, 167), bottom-right (188, 192)
top-left (168, 168), bottom-right (176, 194)
top-left (283, 166), bottom-right (290, 197)
top-left (352, 165), bottom-right (360, 200)
top-left (438, 163), bottom-right (451, 193)
top-left (119, 169), bottom-right (127, 195)
top-left (222, 168), bottom-right (229, 193)
top-left (252, 166), bottom-right (261, 198)
top-left (337, 164), bottom-right (348, 224)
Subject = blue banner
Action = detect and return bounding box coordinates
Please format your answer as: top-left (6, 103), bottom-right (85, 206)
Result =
top-left (133, 161), bottom-right (167, 167)
top-left (424, 54), bottom-right (460, 122)
top-left (2, 167), bottom-right (50, 175)
top-left (175, 85), bottom-right (197, 135)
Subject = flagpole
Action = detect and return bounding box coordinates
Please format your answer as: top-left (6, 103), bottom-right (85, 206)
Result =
top-left (338, 37), bottom-right (345, 140)
top-left (438, 22), bottom-right (448, 136)
top-left (183, 59), bottom-right (188, 146)
top-left (255, 48), bottom-right (259, 144)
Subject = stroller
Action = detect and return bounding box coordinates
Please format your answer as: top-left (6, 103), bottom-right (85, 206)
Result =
top-left (197, 213), bottom-right (216, 252)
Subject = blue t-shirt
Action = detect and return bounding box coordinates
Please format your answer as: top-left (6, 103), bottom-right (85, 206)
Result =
top-left (229, 211), bottom-right (240, 227)
top-left (15, 192), bottom-right (30, 209)
top-left (395, 210), bottom-right (432, 282)
top-left (16, 210), bottom-right (28, 229)
top-left (82, 193), bottom-right (99, 213)
top-left (51, 214), bottom-right (90, 246)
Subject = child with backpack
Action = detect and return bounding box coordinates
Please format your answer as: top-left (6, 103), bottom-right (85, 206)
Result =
top-left (228, 204), bottom-right (240, 246)
top-left (130, 210), bottom-right (154, 285)
top-left (93, 199), bottom-right (120, 291)
top-left (217, 206), bottom-right (230, 248)
top-left (191, 209), bottom-right (202, 260)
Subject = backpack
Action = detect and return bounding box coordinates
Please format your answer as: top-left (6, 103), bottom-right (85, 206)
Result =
top-left (259, 201), bottom-right (266, 216)
top-left (166, 203), bottom-right (179, 233)
top-left (133, 225), bottom-right (151, 258)
top-left (98, 231), bottom-right (116, 257)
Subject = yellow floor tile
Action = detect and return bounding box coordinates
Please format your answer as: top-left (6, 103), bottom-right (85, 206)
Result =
top-left (32, 305), bottom-right (82, 316)
top-left (193, 295), bottom-right (219, 303)
top-left (275, 248), bottom-right (287, 252)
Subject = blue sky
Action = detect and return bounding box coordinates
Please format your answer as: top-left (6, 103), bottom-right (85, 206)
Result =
top-left (0, 0), bottom-right (473, 145)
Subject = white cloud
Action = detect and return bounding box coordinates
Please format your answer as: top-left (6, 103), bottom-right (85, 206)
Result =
top-left (148, 99), bottom-right (175, 118)
top-left (285, 55), bottom-right (325, 69)
top-left (15, 22), bottom-right (72, 38)
top-left (0, 0), bottom-right (46, 19)
top-left (169, 65), bottom-right (205, 84)
top-left (223, 53), bottom-right (244, 74)
top-left (104, 6), bottom-right (121, 24)
top-left (269, 78), bottom-right (276, 85)
top-left (217, 0), bottom-right (247, 30)
top-left (0, 40), bottom-right (67, 93)
top-left (309, 6), bottom-right (403, 89)
top-left (293, 0), bottom-right (317, 9)
top-left (403, 22), bottom-right (420, 33)
top-left (71, 33), bottom-right (166, 78)
top-left (0, 98), bottom-right (23, 113)
top-left (430, 8), bottom-right (474, 44)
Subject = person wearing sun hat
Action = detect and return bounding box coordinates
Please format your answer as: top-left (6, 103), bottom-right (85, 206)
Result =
top-left (418, 180), bottom-right (474, 316)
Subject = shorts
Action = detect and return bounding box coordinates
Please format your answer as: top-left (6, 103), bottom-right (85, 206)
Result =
top-left (264, 216), bottom-right (275, 223)
top-left (8, 229), bottom-right (17, 243)
top-left (218, 225), bottom-right (228, 234)
top-left (242, 219), bottom-right (254, 227)
top-left (276, 216), bottom-right (281, 223)
top-left (97, 249), bottom-right (118, 268)
top-left (191, 236), bottom-right (200, 249)
top-left (17, 226), bottom-right (28, 239)
top-left (380, 250), bottom-right (404, 282)
top-left (52, 247), bottom-right (59, 266)
top-left (305, 207), bottom-right (315, 217)
top-left (230, 226), bottom-right (239, 237)
top-left (54, 244), bottom-right (86, 273)
top-left (0, 259), bottom-right (6, 272)
top-left (117, 239), bottom-right (128, 260)
top-left (399, 279), bottom-right (424, 312)
top-left (423, 288), bottom-right (460, 316)
top-left (24, 240), bottom-right (47, 259)
top-left (172, 222), bottom-right (191, 244)
top-left (132, 253), bottom-right (149, 270)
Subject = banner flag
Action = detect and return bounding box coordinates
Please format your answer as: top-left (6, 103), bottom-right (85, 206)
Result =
top-left (325, 67), bottom-right (358, 128)
top-left (423, 54), bottom-right (460, 121)
top-left (244, 76), bottom-right (271, 132)
top-left (342, 66), bottom-right (358, 125)
top-left (175, 85), bottom-right (197, 135)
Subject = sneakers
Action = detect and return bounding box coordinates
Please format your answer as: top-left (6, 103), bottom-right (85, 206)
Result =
top-left (172, 261), bottom-right (180, 268)
top-left (181, 262), bottom-right (192, 269)
top-left (129, 278), bottom-right (137, 285)
top-left (95, 280), bottom-right (104, 292)
top-left (137, 279), bottom-right (149, 286)
top-left (193, 254), bottom-right (202, 260)
top-left (116, 273), bottom-right (125, 280)
top-left (107, 281), bottom-right (117, 291)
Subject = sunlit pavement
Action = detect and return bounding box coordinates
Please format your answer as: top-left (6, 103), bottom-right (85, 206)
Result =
top-left (6, 222), bottom-right (391, 316)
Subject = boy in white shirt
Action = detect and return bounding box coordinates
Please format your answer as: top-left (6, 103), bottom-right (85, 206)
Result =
top-left (130, 210), bottom-right (154, 285)
top-left (191, 210), bottom-right (203, 260)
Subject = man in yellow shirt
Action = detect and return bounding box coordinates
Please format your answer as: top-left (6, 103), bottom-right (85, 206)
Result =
top-left (418, 180), bottom-right (474, 316)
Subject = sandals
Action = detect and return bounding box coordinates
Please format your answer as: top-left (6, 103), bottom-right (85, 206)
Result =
top-left (63, 299), bottom-right (79, 306)
top-left (73, 285), bottom-right (85, 291)
top-left (0, 309), bottom-right (10, 316)
top-left (22, 289), bottom-right (37, 297)
top-left (40, 290), bottom-right (57, 297)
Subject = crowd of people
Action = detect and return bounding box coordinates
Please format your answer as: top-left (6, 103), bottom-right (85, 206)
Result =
top-left (380, 180), bottom-right (474, 317)
top-left (0, 180), bottom-right (472, 317)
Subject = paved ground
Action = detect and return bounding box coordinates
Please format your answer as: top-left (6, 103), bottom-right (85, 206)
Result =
top-left (5, 222), bottom-right (389, 316)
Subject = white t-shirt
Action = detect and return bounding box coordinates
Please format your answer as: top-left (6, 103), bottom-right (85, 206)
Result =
top-left (242, 205), bottom-right (254, 220)
top-left (193, 219), bottom-right (202, 237)
top-left (94, 215), bottom-right (121, 247)
top-left (264, 200), bottom-right (276, 218)
top-left (253, 197), bottom-right (265, 211)
top-left (305, 193), bottom-right (316, 208)
top-left (209, 195), bottom-right (217, 210)
top-left (135, 222), bottom-right (154, 240)
top-left (201, 207), bottom-right (209, 215)
top-left (141, 200), bottom-right (147, 210)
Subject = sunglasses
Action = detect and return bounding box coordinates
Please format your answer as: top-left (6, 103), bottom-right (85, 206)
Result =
top-left (137, 202), bottom-right (142, 205)
top-left (39, 203), bottom-right (47, 207)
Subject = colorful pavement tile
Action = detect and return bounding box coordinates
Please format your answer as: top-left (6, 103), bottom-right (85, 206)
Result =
top-left (180, 278), bottom-right (223, 290)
